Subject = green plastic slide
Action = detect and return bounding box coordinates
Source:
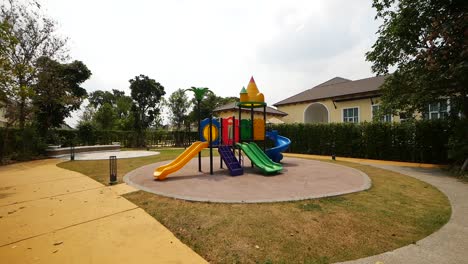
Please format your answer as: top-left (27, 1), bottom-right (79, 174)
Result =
top-left (236, 142), bottom-right (282, 174)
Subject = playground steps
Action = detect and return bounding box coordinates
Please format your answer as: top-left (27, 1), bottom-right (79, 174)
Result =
top-left (218, 145), bottom-right (243, 176)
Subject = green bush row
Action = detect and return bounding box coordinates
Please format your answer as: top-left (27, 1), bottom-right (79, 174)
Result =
top-left (273, 119), bottom-right (463, 164)
top-left (60, 129), bottom-right (198, 148)
top-left (1, 119), bottom-right (465, 164)
top-left (0, 127), bottom-right (198, 163)
top-left (0, 126), bottom-right (48, 162)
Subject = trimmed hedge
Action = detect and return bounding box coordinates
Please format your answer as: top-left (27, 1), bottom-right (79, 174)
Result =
top-left (0, 126), bottom-right (48, 161)
top-left (0, 128), bottom-right (198, 163)
top-left (273, 119), bottom-right (455, 164)
top-left (59, 129), bottom-right (198, 148)
top-left (1, 119), bottom-right (464, 164)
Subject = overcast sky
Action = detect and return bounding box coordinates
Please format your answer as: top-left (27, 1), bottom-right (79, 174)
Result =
top-left (42, 0), bottom-right (381, 127)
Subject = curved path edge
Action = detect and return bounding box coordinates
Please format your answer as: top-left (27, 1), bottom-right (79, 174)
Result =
top-left (336, 163), bottom-right (468, 264)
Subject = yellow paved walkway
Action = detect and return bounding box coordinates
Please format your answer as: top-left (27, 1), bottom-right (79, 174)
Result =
top-left (0, 159), bottom-right (206, 264)
top-left (284, 153), bottom-right (447, 168)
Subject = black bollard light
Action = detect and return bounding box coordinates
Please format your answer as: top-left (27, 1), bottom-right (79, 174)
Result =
top-left (70, 144), bottom-right (75, 161)
top-left (109, 156), bottom-right (117, 185)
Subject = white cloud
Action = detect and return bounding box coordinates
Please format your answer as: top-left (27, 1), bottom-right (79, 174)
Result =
top-left (41, 0), bottom-right (380, 127)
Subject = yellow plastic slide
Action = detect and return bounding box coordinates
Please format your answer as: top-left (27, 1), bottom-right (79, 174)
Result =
top-left (154, 141), bottom-right (209, 180)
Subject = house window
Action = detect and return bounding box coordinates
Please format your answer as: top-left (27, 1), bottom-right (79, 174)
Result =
top-left (399, 112), bottom-right (409, 122)
top-left (371, 105), bottom-right (392, 122)
top-left (427, 101), bottom-right (448, 120)
top-left (343, 107), bottom-right (359, 123)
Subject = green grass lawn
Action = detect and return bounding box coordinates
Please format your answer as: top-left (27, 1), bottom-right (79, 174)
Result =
top-left (58, 150), bottom-right (451, 264)
top-left (57, 148), bottom-right (215, 185)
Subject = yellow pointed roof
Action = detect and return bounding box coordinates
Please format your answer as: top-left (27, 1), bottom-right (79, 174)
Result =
top-left (246, 76), bottom-right (260, 98)
top-left (238, 76), bottom-right (266, 107)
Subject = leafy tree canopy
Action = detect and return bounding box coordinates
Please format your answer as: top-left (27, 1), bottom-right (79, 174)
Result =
top-left (185, 87), bottom-right (212, 102)
top-left (0, 19), bottom-right (17, 102)
top-left (33, 56), bottom-right (91, 135)
top-left (366, 0), bottom-right (467, 118)
top-left (168, 88), bottom-right (191, 131)
top-left (94, 103), bottom-right (116, 130)
top-left (85, 89), bottom-right (134, 130)
top-left (1, 0), bottom-right (69, 128)
top-left (88, 89), bottom-right (126, 108)
top-left (188, 92), bottom-right (238, 121)
top-left (129, 74), bottom-right (165, 131)
top-left (113, 94), bottom-right (134, 130)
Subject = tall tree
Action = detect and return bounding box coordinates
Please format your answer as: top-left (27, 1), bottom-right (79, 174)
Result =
top-left (79, 105), bottom-right (96, 123)
top-left (367, 0), bottom-right (467, 168)
top-left (366, 0), bottom-right (467, 118)
top-left (88, 89), bottom-right (127, 108)
top-left (88, 90), bottom-right (115, 108)
top-left (115, 95), bottom-right (134, 130)
top-left (0, 19), bottom-right (16, 104)
top-left (187, 92), bottom-right (238, 122)
top-left (1, 0), bottom-right (69, 128)
top-left (129, 74), bottom-right (165, 145)
top-left (86, 89), bottom-right (134, 130)
top-left (185, 87), bottom-right (213, 128)
top-left (32, 56), bottom-right (91, 135)
top-left (167, 88), bottom-right (191, 131)
top-left (94, 103), bottom-right (116, 130)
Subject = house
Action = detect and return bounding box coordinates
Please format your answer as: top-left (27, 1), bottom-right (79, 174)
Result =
top-left (213, 101), bottom-right (288, 123)
top-left (273, 76), bottom-right (399, 123)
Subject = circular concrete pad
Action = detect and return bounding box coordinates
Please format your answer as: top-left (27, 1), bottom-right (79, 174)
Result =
top-left (124, 157), bottom-right (371, 203)
top-left (59, 150), bottom-right (159, 160)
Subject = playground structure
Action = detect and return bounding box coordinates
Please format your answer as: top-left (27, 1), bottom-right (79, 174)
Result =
top-left (154, 77), bottom-right (291, 180)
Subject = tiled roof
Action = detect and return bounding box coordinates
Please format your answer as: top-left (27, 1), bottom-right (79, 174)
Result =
top-left (274, 75), bottom-right (386, 106)
top-left (214, 102), bottom-right (288, 116)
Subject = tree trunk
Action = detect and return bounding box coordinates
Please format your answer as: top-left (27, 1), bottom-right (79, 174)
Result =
top-left (19, 98), bottom-right (25, 129)
top-left (460, 93), bottom-right (468, 172)
top-left (461, 158), bottom-right (468, 172)
top-left (18, 77), bottom-right (27, 130)
top-left (463, 92), bottom-right (468, 119)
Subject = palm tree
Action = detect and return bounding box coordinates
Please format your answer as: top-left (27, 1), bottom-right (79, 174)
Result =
top-left (184, 87), bottom-right (213, 128)
top-left (184, 87), bottom-right (212, 172)
top-left (185, 87), bottom-right (212, 102)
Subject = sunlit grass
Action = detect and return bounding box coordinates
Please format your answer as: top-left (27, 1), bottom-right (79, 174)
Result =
top-left (59, 152), bottom-right (451, 263)
top-left (57, 148), bottom-right (215, 185)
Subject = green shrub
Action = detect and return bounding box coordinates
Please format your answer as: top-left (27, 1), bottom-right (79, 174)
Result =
top-left (0, 126), bottom-right (47, 162)
top-left (274, 119), bottom-right (464, 164)
top-left (2, 119), bottom-right (462, 165)
top-left (77, 122), bottom-right (98, 145)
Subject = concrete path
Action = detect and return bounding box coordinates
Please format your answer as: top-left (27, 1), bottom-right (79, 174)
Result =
top-left (58, 150), bottom-right (160, 160)
top-left (337, 164), bottom-right (468, 264)
top-left (0, 159), bottom-right (206, 264)
top-left (284, 153), bottom-right (446, 169)
top-left (285, 153), bottom-right (468, 263)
